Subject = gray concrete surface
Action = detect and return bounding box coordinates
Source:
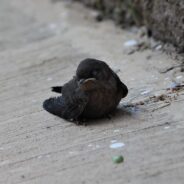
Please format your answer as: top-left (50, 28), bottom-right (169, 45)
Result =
top-left (0, 0), bottom-right (184, 184)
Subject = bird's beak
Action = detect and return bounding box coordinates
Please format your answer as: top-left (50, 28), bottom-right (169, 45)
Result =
top-left (84, 78), bottom-right (96, 82)
top-left (79, 78), bottom-right (97, 91)
top-left (79, 78), bottom-right (96, 84)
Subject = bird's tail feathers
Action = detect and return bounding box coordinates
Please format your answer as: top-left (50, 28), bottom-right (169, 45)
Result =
top-left (120, 82), bottom-right (128, 98)
top-left (51, 86), bottom-right (62, 93)
top-left (43, 96), bottom-right (64, 117)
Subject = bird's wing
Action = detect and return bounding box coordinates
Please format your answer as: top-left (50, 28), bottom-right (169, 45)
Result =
top-left (112, 71), bottom-right (128, 98)
top-left (62, 94), bottom-right (88, 120)
top-left (43, 95), bottom-right (88, 120)
top-left (43, 77), bottom-right (88, 120)
top-left (43, 96), bottom-right (64, 117)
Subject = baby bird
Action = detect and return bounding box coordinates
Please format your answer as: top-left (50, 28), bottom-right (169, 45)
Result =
top-left (43, 58), bottom-right (128, 124)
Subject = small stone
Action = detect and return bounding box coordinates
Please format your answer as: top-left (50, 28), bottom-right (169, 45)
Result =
top-left (155, 44), bottom-right (162, 50)
top-left (110, 142), bottom-right (125, 149)
top-left (180, 67), bottom-right (184, 72)
top-left (112, 155), bottom-right (124, 164)
top-left (124, 40), bottom-right (138, 47)
top-left (47, 77), bottom-right (53, 81)
top-left (21, 175), bottom-right (25, 179)
top-left (95, 13), bottom-right (103, 22)
top-left (141, 89), bottom-right (151, 95)
top-left (176, 75), bottom-right (183, 79)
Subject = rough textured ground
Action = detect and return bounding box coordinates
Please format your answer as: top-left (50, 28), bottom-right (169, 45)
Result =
top-left (0, 0), bottom-right (184, 184)
top-left (75, 0), bottom-right (184, 52)
top-left (142, 0), bottom-right (184, 52)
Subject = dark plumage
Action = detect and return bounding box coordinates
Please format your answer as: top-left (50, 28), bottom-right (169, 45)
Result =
top-left (43, 58), bottom-right (128, 124)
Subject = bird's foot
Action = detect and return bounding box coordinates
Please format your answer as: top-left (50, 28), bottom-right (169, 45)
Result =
top-left (70, 118), bottom-right (87, 126)
top-left (106, 114), bottom-right (113, 120)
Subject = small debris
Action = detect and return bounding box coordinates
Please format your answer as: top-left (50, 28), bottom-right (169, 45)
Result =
top-left (125, 93), bottom-right (173, 109)
top-left (113, 129), bottom-right (120, 133)
top-left (155, 94), bottom-right (166, 101)
top-left (167, 82), bottom-right (184, 92)
top-left (46, 154), bottom-right (51, 158)
top-left (135, 101), bottom-right (144, 105)
top-left (141, 90), bottom-right (151, 95)
top-left (169, 82), bottom-right (179, 89)
top-left (112, 155), bottom-right (124, 164)
top-left (159, 66), bottom-right (175, 73)
top-left (155, 44), bottom-right (162, 51)
top-left (47, 77), bottom-right (53, 81)
top-left (88, 144), bottom-right (100, 150)
top-left (151, 103), bottom-right (170, 112)
top-left (48, 23), bottom-right (57, 30)
top-left (21, 175), bottom-right (25, 179)
top-left (181, 67), bottom-right (184, 72)
top-left (176, 75), bottom-right (183, 79)
top-left (95, 145), bottom-right (100, 149)
top-left (149, 94), bottom-right (171, 103)
top-left (159, 64), bottom-right (184, 74)
top-left (146, 55), bottom-right (152, 60)
top-left (69, 151), bottom-right (78, 156)
top-left (124, 40), bottom-right (138, 47)
top-left (110, 142), bottom-right (125, 149)
top-left (91, 11), bottom-right (103, 22)
top-left (95, 13), bottom-right (103, 22)
top-left (124, 39), bottom-right (149, 55)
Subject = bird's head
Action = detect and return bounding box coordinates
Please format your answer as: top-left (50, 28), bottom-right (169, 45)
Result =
top-left (76, 58), bottom-right (112, 91)
top-left (76, 58), bottom-right (111, 82)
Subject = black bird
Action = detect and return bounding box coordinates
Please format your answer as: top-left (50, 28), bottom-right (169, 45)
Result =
top-left (43, 58), bottom-right (128, 124)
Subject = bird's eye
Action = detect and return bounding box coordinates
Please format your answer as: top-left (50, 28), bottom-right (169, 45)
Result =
top-left (92, 70), bottom-right (98, 77)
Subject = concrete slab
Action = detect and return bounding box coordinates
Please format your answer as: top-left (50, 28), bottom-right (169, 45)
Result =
top-left (0, 0), bottom-right (184, 183)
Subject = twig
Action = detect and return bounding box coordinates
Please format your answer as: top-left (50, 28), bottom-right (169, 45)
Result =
top-left (151, 103), bottom-right (170, 112)
top-left (159, 64), bottom-right (184, 74)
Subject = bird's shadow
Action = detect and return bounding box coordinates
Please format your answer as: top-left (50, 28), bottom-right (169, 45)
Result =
top-left (82, 105), bottom-right (135, 126)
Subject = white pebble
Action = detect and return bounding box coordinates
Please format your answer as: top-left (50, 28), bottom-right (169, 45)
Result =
top-left (176, 76), bottom-right (183, 79)
top-left (155, 45), bottom-right (162, 50)
top-left (141, 90), bottom-right (151, 95)
top-left (124, 40), bottom-right (138, 47)
top-left (113, 129), bottom-right (120, 133)
top-left (37, 155), bottom-right (43, 159)
top-left (110, 142), bottom-right (125, 149)
top-left (47, 77), bottom-right (53, 81)
top-left (49, 23), bottom-right (57, 30)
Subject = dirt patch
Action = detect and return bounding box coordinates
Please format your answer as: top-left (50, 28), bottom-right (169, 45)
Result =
top-left (125, 82), bottom-right (184, 113)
